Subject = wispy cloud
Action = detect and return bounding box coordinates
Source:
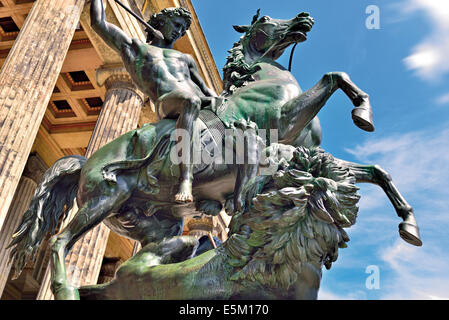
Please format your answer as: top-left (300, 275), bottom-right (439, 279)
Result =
top-left (341, 126), bottom-right (449, 299)
top-left (345, 126), bottom-right (449, 227)
top-left (346, 127), bottom-right (449, 197)
top-left (400, 0), bottom-right (449, 80)
top-left (380, 240), bottom-right (449, 299)
top-left (318, 289), bottom-right (368, 300)
top-left (436, 92), bottom-right (449, 105)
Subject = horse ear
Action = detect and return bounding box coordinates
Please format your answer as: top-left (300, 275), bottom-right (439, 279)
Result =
top-left (251, 9), bottom-right (261, 25)
top-left (233, 25), bottom-right (250, 33)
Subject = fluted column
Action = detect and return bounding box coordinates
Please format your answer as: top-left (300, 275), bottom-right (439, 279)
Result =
top-left (0, 154), bottom-right (47, 297)
top-left (0, 0), bottom-right (86, 235)
top-left (37, 67), bottom-right (144, 300)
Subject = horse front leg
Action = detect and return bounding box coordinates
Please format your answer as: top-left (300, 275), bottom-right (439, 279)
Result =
top-left (334, 72), bottom-right (374, 132)
top-left (279, 72), bottom-right (374, 145)
top-left (336, 159), bottom-right (422, 246)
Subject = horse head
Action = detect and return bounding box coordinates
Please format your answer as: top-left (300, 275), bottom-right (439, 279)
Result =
top-left (233, 10), bottom-right (314, 62)
top-left (223, 10), bottom-right (314, 93)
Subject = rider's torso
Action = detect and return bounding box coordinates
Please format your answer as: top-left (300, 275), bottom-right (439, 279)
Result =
top-left (122, 39), bottom-right (204, 101)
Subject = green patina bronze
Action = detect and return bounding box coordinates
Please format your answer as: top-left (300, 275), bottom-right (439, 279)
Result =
top-left (68, 146), bottom-right (361, 300)
top-left (7, 3), bottom-right (422, 300)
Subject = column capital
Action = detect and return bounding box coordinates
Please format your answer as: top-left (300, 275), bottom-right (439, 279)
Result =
top-left (96, 66), bottom-right (145, 103)
top-left (22, 153), bottom-right (48, 184)
top-left (186, 216), bottom-right (214, 238)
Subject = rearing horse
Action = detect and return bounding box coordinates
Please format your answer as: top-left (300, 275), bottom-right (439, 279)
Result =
top-left (8, 10), bottom-right (421, 299)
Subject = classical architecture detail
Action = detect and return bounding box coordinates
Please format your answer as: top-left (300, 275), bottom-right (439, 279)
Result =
top-left (0, 0), bottom-right (226, 300)
top-left (97, 257), bottom-right (121, 284)
top-left (85, 67), bottom-right (144, 154)
top-left (186, 216), bottom-right (214, 238)
top-left (0, 154), bottom-right (47, 297)
top-left (37, 66), bottom-right (145, 299)
top-left (96, 66), bottom-right (143, 99)
top-left (0, 0), bottom-right (86, 235)
top-left (21, 154), bottom-right (49, 185)
top-left (184, 214), bottom-right (228, 242)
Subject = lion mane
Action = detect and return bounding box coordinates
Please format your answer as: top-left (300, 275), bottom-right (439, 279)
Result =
top-left (223, 146), bottom-right (360, 289)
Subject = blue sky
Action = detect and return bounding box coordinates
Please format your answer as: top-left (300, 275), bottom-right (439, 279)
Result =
top-left (191, 0), bottom-right (449, 299)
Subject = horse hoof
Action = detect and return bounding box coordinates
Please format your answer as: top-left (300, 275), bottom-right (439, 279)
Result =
top-left (352, 105), bottom-right (374, 132)
top-left (398, 222), bottom-right (422, 246)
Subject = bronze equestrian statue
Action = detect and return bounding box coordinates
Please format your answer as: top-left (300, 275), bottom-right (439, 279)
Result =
top-left (7, 4), bottom-right (422, 300)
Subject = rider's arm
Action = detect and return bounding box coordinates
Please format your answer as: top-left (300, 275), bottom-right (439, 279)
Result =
top-left (90, 0), bottom-right (133, 54)
top-left (187, 55), bottom-right (217, 97)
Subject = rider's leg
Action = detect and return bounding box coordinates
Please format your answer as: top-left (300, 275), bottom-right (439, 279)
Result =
top-left (176, 97), bottom-right (201, 202)
top-left (234, 122), bottom-right (261, 213)
top-left (156, 91), bottom-right (202, 202)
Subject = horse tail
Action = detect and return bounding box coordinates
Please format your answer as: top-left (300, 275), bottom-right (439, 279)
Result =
top-left (7, 155), bottom-right (87, 279)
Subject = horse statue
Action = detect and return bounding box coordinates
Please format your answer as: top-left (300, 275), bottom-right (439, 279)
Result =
top-left (7, 9), bottom-right (421, 300)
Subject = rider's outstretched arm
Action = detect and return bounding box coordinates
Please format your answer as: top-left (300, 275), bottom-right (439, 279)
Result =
top-left (91, 0), bottom-right (132, 53)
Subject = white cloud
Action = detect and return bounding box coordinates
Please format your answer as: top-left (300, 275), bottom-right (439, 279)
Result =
top-left (380, 240), bottom-right (449, 299)
top-left (318, 289), bottom-right (368, 300)
top-left (318, 289), bottom-right (346, 300)
top-left (345, 127), bottom-right (449, 228)
top-left (343, 126), bottom-right (449, 299)
top-left (401, 0), bottom-right (449, 80)
top-left (436, 92), bottom-right (449, 105)
top-left (346, 127), bottom-right (449, 196)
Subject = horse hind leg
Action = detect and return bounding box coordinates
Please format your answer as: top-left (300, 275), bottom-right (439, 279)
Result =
top-left (49, 191), bottom-right (130, 299)
top-left (336, 159), bottom-right (422, 246)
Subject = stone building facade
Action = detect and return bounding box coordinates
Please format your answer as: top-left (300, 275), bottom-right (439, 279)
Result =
top-left (0, 0), bottom-right (229, 300)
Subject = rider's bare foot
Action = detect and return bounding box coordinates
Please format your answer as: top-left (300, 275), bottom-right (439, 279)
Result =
top-left (174, 180), bottom-right (193, 203)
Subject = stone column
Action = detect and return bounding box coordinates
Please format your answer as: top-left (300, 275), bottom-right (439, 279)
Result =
top-left (0, 0), bottom-right (86, 234)
top-left (37, 67), bottom-right (144, 300)
top-left (132, 242), bottom-right (142, 256)
top-left (0, 154), bottom-right (47, 297)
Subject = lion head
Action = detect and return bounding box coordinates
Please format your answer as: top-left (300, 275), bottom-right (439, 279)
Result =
top-left (224, 146), bottom-right (360, 289)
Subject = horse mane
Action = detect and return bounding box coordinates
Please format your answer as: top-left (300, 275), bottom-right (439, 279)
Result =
top-left (222, 39), bottom-right (260, 95)
top-left (223, 147), bottom-right (360, 289)
top-left (222, 9), bottom-right (263, 95)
